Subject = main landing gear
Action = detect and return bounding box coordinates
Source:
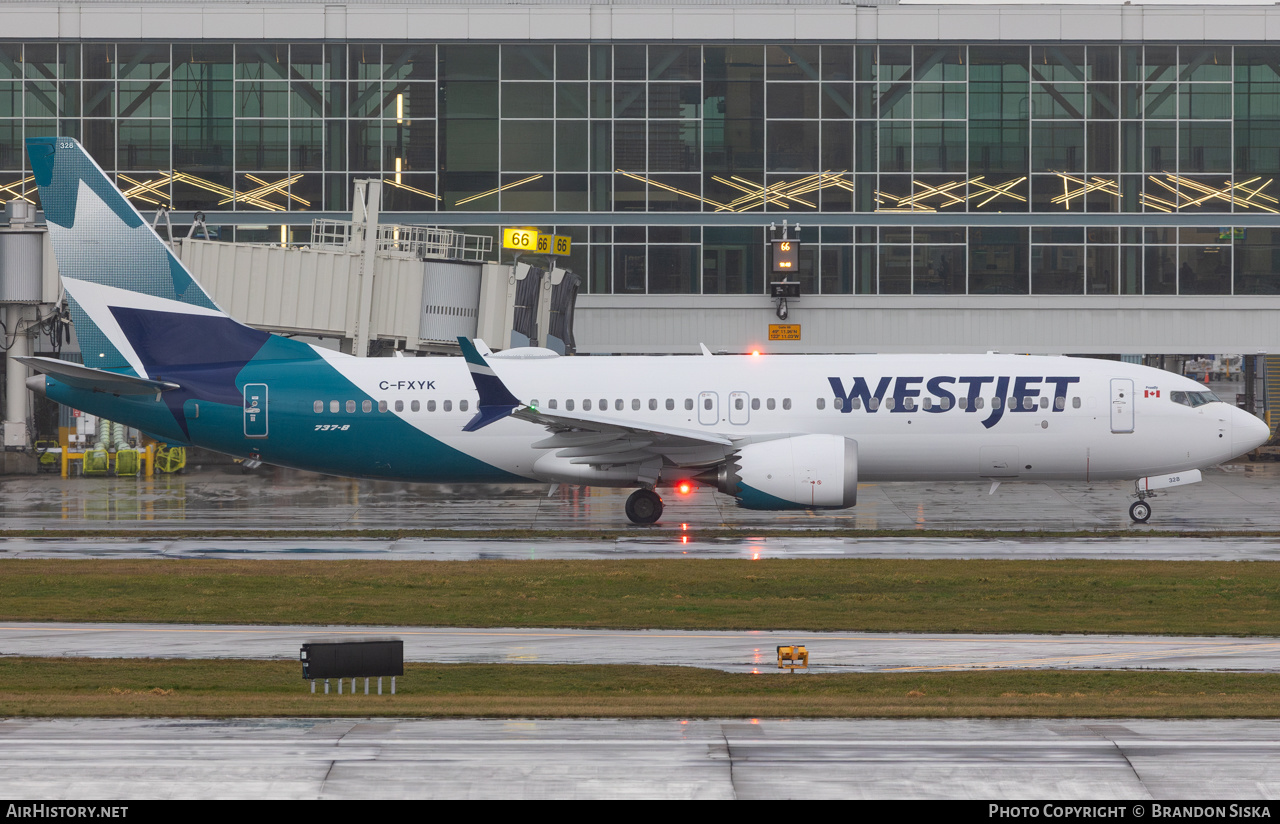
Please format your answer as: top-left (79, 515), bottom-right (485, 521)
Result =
top-left (1128, 499), bottom-right (1152, 523)
top-left (625, 488), bottom-right (664, 525)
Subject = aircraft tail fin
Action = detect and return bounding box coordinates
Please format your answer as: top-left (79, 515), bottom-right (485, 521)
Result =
top-left (26, 136), bottom-right (242, 374)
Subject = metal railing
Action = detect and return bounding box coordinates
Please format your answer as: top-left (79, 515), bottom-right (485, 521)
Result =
top-left (309, 219), bottom-right (493, 263)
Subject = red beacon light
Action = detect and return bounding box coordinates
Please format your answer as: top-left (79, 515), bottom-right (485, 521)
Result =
top-left (677, 481), bottom-right (692, 495)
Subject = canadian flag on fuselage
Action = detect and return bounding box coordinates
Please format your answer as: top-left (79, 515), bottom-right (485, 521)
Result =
top-left (1144, 387), bottom-right (1161, 398)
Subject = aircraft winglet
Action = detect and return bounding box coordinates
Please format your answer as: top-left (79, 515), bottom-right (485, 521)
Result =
top-left (457, 337), bottom-right (524, 432)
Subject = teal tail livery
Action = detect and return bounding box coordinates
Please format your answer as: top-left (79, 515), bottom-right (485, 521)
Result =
top-left (21, 137), bottom-right (1272, 525)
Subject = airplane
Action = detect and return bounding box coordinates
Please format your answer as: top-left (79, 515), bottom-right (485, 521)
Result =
top-left (17, 137), bottom-right (1273, 526)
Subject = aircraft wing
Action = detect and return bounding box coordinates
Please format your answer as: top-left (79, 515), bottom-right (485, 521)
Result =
top-left (17, 356), bottom-right (180, 396)
top-left (515, 405), bottom-right (734, 467)
top-left (456, 337), bottom-right (735, 468)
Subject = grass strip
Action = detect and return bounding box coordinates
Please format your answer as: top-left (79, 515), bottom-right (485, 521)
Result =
top-left (2, 558), bottom-right (1280, 634)
top-left (2, 658), bottom-right (1280, 718)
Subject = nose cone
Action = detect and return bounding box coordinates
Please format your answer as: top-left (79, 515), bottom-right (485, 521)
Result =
top-left (1233, 407), bottom-right (1271, 456)
top-left (25, 374), bottom-right (46, 397)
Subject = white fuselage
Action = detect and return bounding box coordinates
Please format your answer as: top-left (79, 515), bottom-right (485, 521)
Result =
top-left (314, 350), bottom-right (1264, 486)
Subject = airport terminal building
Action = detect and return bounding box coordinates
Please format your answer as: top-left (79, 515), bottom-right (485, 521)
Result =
top-left (0, 0), bottom-right (1278, 354)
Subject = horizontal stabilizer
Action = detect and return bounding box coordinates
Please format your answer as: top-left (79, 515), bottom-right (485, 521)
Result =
top-left (17, 356), bottom-right (180, 396)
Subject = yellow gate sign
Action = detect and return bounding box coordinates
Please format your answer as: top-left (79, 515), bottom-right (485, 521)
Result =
top-left (768, 324), bottom-right (801, 341)
top-left (502, 227), bottom-right (540, 252)
top-left (534, 234), bottom-right (572, 255)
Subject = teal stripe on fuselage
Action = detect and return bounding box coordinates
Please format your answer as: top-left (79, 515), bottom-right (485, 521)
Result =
top-left (46, 339), bottom-right (519, 483)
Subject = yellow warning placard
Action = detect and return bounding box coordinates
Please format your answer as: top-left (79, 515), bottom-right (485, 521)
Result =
top-left (768, 324), bottom-right (801, 341)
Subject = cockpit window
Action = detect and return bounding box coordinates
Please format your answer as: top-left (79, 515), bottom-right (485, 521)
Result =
top-left (1170, 389), bottom-right (1221, 408)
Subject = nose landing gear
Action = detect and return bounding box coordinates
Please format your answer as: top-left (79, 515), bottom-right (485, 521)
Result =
top-left (1128, 499), bottom-right (1152, 523)
top-left (625, 488), bottom-right (664, 525)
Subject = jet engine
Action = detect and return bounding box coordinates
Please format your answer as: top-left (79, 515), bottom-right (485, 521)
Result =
top-left (697, 434), bottom-right (858, 510)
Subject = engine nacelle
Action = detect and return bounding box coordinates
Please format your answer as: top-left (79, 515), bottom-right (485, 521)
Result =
top-left (701, 435), bottom-right (858, 510)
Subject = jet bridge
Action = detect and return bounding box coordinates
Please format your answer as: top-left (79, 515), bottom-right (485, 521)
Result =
top-left (178, 180), bottom-right (579, 356)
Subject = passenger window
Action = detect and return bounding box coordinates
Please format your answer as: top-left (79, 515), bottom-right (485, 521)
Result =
top-left (412, 400), bottom-right (421, 412)
top-left (767, 398), bottom-right (776, 410)
top-left (941, 397), bottom-right (951, 410)
top-left (816, 398), bottom-right (825, 410)
top-left (426, 400), bottom-right (435, 411)
top-left (782, 398), bottom-right (792, 411)
top-left (885, 398), bottom-right (895, 411)
top-left (975, 397), bottom-right (984, 409)
top-left (869, 398), bottom-right (879, 411)
top-left (330, 400), bottom-right (339, 413)
top-left (346, 400), bottom-right (356, 413)
top-left (460, 400), bottom-right (469, 412)
top-left (903, 399), bottom-right (915, 411)
top-left (313, 400), bottom-right (323, 413)
top-left (958, 396), bottom-right (968, 410)
top-left (362, 400), bottom-right (372, 413)
top-left (549, 399), bottom-right (558, 410)
top-left (1072, 397), bottom-right (1081, 409)
top-left (751, 398), bottom-right (760, 410)
top-left (735, 398), bottom-right (744, 410)
top-left (852, 398), bottom-right (862, 410)
top-left (394, 400), bottom-right (404, 412)
top-left (1039, 396), bottom-right (1049, 409)
top-left (444, 400), bottom-right (452, 412)
top-left (991, 397), bottom-right (1001, 409)
top-left (666, 399), bottom-right (674, 411)
top-left (567, 399), bottom-right (575, 411)
top-left (685, 399), bottom-right (693, 410)
top-left (584, 399), bottom-right (593, 411)
top-left (599, 399), bottom-right (607, 410)
top-left (378, 400), bottom-right (387, 413)
top-left (632, 399), bottom-right (640, 411)
top-left (648, 399), bottom-right (656, 411)
top-left (615, 399), bottom-right (624, 411)
top-left (703, 398), bottom-right (712, 410)
top-left (834, 397), bottom-right (843, 411)
top-left (1022, 397), bottom-right (1033, 410)
top-left (922, 397), bottom-right (932, 410)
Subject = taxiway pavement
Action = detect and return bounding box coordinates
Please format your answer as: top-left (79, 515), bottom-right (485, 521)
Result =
top-left (3, 462), bottom-right (1280, 532)
top-left (6, 535), bottom-right (1280, 560)
top-left (4, 622), bottom-right (1277, 673)
top-left (3, 717), bottom-right (1279, 799)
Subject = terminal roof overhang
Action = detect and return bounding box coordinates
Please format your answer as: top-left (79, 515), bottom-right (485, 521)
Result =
top-left (7, 1), bottom-right (1280, 44)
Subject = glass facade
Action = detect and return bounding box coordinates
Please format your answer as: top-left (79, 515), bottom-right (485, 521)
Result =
top-left (4, 40), bottom-right (1280, 295)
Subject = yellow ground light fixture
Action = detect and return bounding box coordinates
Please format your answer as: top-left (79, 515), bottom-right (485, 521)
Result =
top-left (777, 645), bottom-right (809, 672)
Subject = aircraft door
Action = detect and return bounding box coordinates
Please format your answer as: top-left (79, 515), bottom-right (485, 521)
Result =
top-left (1110, 378), bottom-right (1134, 434)
top-left (243, 383), bottom-right (268, 438)
top-left (698, 391), bottom-right (719, 425)
top-left (728, 391), bottom-right (750, 425)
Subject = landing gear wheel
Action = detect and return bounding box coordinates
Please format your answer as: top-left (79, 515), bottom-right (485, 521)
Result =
top-left (1129, 500), bottom-right (1152, 523)
top-left (625, 489), bottom-right (664, 525)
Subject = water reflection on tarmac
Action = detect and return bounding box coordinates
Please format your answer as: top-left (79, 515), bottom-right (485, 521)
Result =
top-left (3, 462), bottom-right (1280, 532)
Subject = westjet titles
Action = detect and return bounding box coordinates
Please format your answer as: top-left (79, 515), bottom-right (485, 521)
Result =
top-left (828, 375), bottom-right (1081, 428)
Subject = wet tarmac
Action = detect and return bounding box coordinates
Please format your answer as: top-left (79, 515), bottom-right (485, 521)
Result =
top-left (3, 717), bottom-right (1280, 799)
top-left (4, 622), bottom-right (1278, 673)
top-left (3, 461), bottom-right (1280, 532)
top-left (6, 535), bottom-right (1280, 560)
